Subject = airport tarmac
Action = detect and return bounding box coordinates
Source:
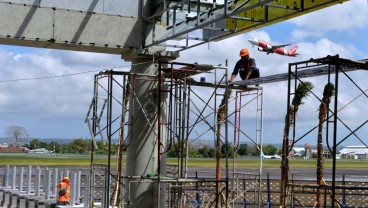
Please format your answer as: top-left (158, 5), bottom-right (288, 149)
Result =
top-left (184, 167), bottom-right (368, 181)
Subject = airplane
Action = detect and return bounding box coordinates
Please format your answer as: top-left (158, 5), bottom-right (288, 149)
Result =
top-left (261, 151), bottom-right (282, 159)
top-left (248, 38), bottom-right (299, 57)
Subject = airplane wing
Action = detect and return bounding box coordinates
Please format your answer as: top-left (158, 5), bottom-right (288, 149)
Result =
top-left (271, 43), bottom-right (292, 50)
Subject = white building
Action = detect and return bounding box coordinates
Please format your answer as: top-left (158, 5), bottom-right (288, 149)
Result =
top-left (28, 148), bottom-right (50, 154)
top-left (291, 147), bottom-right (305, 157)
top-left (339, 146), bottom-right (368, 159)
top-left (0, 143), bottom-right (8, 147)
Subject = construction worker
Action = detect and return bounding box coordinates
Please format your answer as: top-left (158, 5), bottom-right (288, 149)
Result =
top-left (56, 176), bottom-right (71, 205)
top-left (229, 48), bottom-right (260, 83)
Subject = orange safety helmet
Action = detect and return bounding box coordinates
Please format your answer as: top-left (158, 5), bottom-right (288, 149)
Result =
top-left (239, 48), bottom-right (249, 57)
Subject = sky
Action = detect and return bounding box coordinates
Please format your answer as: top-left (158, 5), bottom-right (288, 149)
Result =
top-left (0, 0), bottom-right (367, 147)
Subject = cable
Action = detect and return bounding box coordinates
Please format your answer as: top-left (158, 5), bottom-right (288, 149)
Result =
top-left (0, 60), bottom-right (154, 83)
top-left (0, 69), bottom-right (102, 83)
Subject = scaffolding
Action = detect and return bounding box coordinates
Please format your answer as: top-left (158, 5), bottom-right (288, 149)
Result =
top-left (84, 55), bottom-right (367, 207)
top-left (85, 60), bottom-right (265, 207)
top-left (281, 55), bottom-right (368, 207)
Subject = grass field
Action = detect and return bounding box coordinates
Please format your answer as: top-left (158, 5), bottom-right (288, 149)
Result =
top-left (0, 153), bottom-right (367, 168)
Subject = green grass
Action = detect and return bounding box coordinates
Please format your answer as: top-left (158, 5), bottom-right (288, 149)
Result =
top-left (0, 154), bottom-right (108, 167)
top-left (0, 154), bottom-right (367, 168)
top-left (169, 158), bottom-right (368, 169)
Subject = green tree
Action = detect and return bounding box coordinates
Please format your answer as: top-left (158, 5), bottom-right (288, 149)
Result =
top-left (60, 144), bottom-right (70, 154)
top-left (166, 141), bottom-right (200, 158)
top-left (94, 141), bottom-right (119, 155)
top-left (39, 141), bottom-right (48, 149)
top-left (221, 142), bottom-right (234, 158)
top-left (237, 143), bottom-right (248, 156)
top-left (263, 144), bottom-right (278, 155)
top-left (187, 142), bottom-right (201, 158)
top-left (199, 146), bottom-right (211, 158)
top-left (47, 141), bottom-right (62, 153)
top-left (248, 144), bottom-right (260, 156)
top-left (95, 141), bottom-right (108, 155)
top-left (29, 139), bottom-right (41, 149)
top-left (68, 138), bottom-right (91, 154)
top-left (208, 148), bottom-right (216, 158)
top-left (167, 142), bottom-right (179, 157)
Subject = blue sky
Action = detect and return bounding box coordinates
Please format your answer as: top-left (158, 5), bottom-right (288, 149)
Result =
top-left (0, 0), bottom-right (367, 147)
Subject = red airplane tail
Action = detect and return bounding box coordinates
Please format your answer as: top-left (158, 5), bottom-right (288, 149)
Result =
top-left (287, 46), bottom-right (298, 56)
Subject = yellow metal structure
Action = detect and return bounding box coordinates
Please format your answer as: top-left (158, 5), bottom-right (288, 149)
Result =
top-left (227, 0), bottom-right (348, 31)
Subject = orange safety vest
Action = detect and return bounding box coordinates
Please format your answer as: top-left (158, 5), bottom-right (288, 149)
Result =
top-left (57, 181), bottom-right (70, 203)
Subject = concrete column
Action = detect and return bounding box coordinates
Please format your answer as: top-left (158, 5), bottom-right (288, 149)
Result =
top-left (45, 169), bottom-right (51, 200)
top-left (11, 166), bottom-right (16, 190)
top-left (53, 168), bottom-right (58, 196)
top-left (70, 172), bottom-right (77, 206)
top-left (3, 165), bottom-right (9, 188)
top-left (27, 166), bottom-right (32, 195)
top-left (84, 174), bottom-right (90, 208)
top-left (35, 168), bottom-right (41, 197)
top-left (19, 167), bottom-right (24, 192)
top-left (125, 58), bottom-right (168, 208)
top-left (76, 170), bottom-right (81, 203)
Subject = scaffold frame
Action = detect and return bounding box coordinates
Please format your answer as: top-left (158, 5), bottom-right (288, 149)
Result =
top-left (281, 55), bottom-right (368, 208)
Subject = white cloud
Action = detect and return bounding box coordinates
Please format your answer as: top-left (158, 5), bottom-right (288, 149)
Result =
top-left (296, 38), bottom-right (360, 59)
top-left (0, 49), bottom-right (124, 138)
top-left (289, 0), bottom-right (368, 31)
top-left (291, 29), bottom-right (323, 41)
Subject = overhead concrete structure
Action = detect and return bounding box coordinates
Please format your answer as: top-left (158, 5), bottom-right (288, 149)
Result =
top-left (0, 0), bottom-right (138, 55)
top-left (0, 0), bottom-right (176, 59)
top-left (0, 0), bottom-right (349, 56)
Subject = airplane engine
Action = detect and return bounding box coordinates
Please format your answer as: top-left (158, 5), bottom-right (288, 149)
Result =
top-left (258, 47), bottom-right (266, 52)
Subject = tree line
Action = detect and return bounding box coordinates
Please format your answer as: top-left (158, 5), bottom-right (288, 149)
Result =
top-left (22, 138), bottom-right (280, 157)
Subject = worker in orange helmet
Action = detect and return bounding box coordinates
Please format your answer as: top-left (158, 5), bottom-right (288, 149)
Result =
top-left (56, 176), bottom-right (71, 205)
top-left (229, 48), bottom-right (260, 83)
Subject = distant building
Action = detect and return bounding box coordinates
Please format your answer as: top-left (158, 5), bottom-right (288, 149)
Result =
top-left (339, 146), bottom-right (368, 159)
top-left (28, 148), bottom-right (50, 154)
top-left (304, 143), bottom-right (311, 159)
top-left (291, 147), bottom-right (305, 157)
top-left (0, 143), bottom-right (9, 148)
top-left (0, 146), bottom-right (29, 153)
top-left (293, 146), bottom-right (332, 159)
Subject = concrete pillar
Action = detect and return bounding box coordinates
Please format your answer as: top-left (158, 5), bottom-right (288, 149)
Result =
top-left (35, 168), bottom-right (41, 197)
top-left (52, 168), bottom-right (58, 196)
top-left (45, 169), bottom-right (51, 200)
top-left (70, 172), bottom-right (77, 206)
top-left (125, 58), bottom-right (168, 208)
top-left (84, 174), bottom-right (90, 208)
top-left (11, 166), bottom-right (16, 190)
top-left (76, 170), bottom-right (81, 203)
top-left (19, 167), bottom-right (24, 192)
top-left (3, 165), bottom-right (10, 188)
top-left (27, 166), bottom-right (32, 195)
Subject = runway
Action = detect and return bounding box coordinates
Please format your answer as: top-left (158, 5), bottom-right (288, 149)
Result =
top-left (184, 167), bottom-right (368, 181)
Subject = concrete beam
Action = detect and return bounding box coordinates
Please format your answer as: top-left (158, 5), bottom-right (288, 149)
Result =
top-left (0, 2), bottom-right (142, 55)
top-left (1, 0), bottom-right (139, 18)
